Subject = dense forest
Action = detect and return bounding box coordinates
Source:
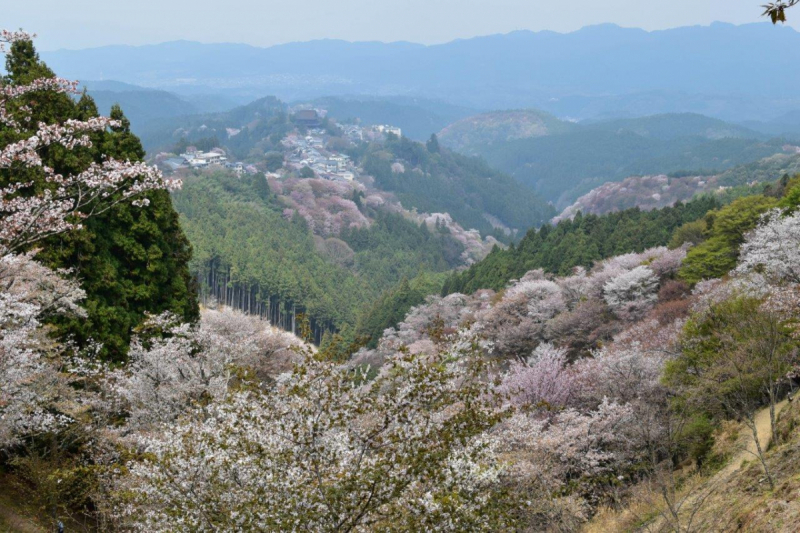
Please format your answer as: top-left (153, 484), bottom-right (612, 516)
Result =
top-left (172, 170), bottom-right (470, 342)
top-left (442, 196), bottom-right (720, 295)
top-left (360, 135), bottom-right (555, 237)
top-left (439, 111), bottom-right (796, 207)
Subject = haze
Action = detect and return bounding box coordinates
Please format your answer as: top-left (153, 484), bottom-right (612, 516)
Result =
top-left (6, 0), bottom-right (789, 50)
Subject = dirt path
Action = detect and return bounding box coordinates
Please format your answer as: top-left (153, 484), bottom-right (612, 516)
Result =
top-left (718, 398), bottom-right (788, 479)
top-left (642, 399), bottom-right (789, 532)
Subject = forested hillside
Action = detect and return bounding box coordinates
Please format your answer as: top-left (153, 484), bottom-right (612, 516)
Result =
top-left (555, 153), bottom-right (800, 221)
top-left (137, 95), bottom-right (291, 156)
top-left (443, 196), bottom-right (719, 295)
top-left (360, 135), bottom-right (555, 236)
top-left (439, 111), bottom-right (794, 206)
top-left (583, 112), bottom-right (762, 140)
top-left (7, 24), bottom-right (800, 533)
top-left (437, 109), bottom-right (575, 153)
top-left (173, 169), bottom-right (486, 342)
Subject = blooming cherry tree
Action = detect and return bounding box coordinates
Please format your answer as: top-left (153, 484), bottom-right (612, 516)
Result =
top-left (499, 343), bottom-right (574, 411)
top-left (736, 208), bottom-right (800, 285)
top-left (0, 31), bottom-right (177, 255)
top-left (114, 343), bottom-right (513, 531)
top-left (604, 265), bottom-right (659, 321)
top-left (107, 308), bottom-right (301, 430)
top-left (0, 252), bottom-right (85, 447)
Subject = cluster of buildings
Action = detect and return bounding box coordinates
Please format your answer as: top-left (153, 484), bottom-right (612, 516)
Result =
top-left (155, 108), bottom-right (404, 184)
top-left (339, 123), bottom-right (402, 143)
top-left (371, 124), bottom-right (402, 137)
top-left (278, 114), bottom-right (405, 182)
top-left (159, 147), bottom-right (258, 176)
top-left (281, 132), bottom-right (355, 181)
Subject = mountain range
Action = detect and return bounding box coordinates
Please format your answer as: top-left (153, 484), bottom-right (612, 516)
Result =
top-left (42, 22), bottom-right (800, 122)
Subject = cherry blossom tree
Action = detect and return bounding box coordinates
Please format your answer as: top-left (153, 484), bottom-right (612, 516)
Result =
top-left (735, 208), bottom-right (800, 285)
top-left (499, 343), bottom-right (574, 411)
top-left (496, 399), bottom-right (638, 506)
top-left (478, 277), bottom-right (565, 359)
top-left (604, 265), bottom-right (659, 321)
top-left (107, 308), bottom-right (302, 430)
top-left (0, 252), bottom-right (84, 447)
top-left (113, 342), bottom-right (514, 531)
top-left (0, 31), bottom-right (177, 256)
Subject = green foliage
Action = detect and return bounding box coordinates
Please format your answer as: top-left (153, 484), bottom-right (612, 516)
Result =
top-left (676, 414), bottom-right (717, 467)
top-left (716, 154), bottom-right (800, 188)
top-left (678, 195), bottom-right (778, 284)
top-left (443, 196), bottom-right (719, 295)
top-left (471, 122), bottom-right (785, 204)
top-left (763, 1), bottom-right (799, 24)
top-left (340, 213), bottom-right (463, 294)
top-left (247, 173), bottom-right (271, 201)
top-left (778, 175), bottom-right (800, 211)
top-left (361, 136), bottom-right (554, 237)
top-left (426, 133), bottom-right (440, 153)
top-left (356, 272), bottom-right (447, 348)
top-left (669, 219), bottom-right (708, 249)
top-left (264, 151), bottom-right (284, 171)
top-left (318, 326), bottom-right (370, 363)
top-left (173, 171), bottom-right (367, 330)
top-left (664, 297), bottom-right (797, 423)
top-left (1, 39), bottom-right (197, 361)
top-left (173, 171), bottom-right (463, 337)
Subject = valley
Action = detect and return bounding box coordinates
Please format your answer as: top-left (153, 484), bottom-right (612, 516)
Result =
top-left (5, 10), bottom-right (800, 532)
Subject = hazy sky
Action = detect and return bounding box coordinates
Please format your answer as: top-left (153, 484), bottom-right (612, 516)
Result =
top-left (5, 0), bottom-right (792, 51)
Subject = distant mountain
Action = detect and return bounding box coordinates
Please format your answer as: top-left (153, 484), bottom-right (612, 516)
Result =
top-left (134, 96), bottom-right (288, 155)
top-left (307, 96), bottom-right (476, 141)
top-left (584, 113), bottom-right (762, 141)
top-left (79, 80), bottom-right (240, 132)
top-left (741, 110), bottom-right (800, 138)
top-left (42, 23), bottom-right (800, 121)
top-left (89, 89), bottom-right (197, 127)
top-left (439, 111), bottom-right (792, 207)
top-left (438, 110), bottom-right (576, 154)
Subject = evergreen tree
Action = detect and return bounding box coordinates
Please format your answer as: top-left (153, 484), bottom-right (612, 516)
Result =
top-left (426, 133), bottom-right (440, 153)
top-left (1, 39), bottom-right (198, 361)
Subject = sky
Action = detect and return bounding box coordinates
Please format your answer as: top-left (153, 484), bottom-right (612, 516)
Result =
top-left (5, 0), bottom-right (793, 51)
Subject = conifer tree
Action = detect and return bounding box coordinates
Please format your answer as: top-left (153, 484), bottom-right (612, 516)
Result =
top-left (1, 37), bottom-right (198, 361)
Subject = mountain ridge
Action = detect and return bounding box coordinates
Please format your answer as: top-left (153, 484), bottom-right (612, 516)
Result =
top-left (40, 22), bottom-right (800, 120)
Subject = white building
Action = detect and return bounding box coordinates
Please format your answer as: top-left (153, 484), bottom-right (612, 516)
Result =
top-left (337, 171), bottom-right (355, 181)
top-left (374, 125), bottom-right (402, 137)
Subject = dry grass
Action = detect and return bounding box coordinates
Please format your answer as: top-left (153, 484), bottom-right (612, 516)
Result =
top-left (584, 400), bottom-right (800, 532)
